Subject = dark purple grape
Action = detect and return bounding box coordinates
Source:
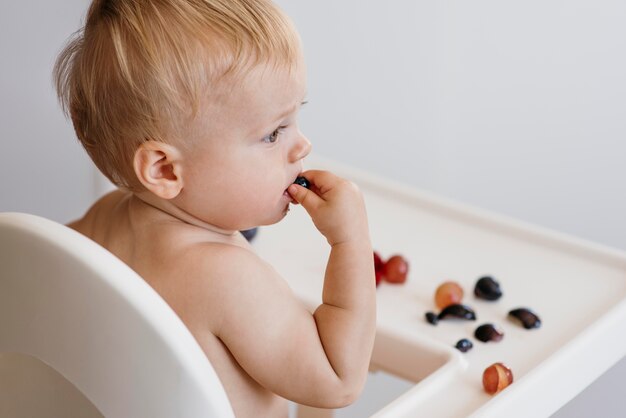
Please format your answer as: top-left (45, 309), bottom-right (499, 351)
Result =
top-left (437, 304), bottom-right (477, 321)
top-left (474, 276), bottom-right (503, 301)
top-left (455, 338), bottom-right (473, 353)
top-left (508, 308), bottom-right (541, 329)
top-left (294, 176), bottom-right (310, 189)
top-left (425, 311), bottom-right (438, 325)
top-left (474, 323), bottom-right (504, 342)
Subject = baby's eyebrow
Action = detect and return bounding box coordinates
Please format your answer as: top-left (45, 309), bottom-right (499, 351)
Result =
top-left (273, 99), bottom-right (307, 123)
top-left (248, 97), bottom-right (308, 139)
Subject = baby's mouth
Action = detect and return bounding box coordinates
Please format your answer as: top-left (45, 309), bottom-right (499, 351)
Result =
top-left (284, 175), bottom-right (304, 203)
top-left (283, 189), bottom-right (296, 204)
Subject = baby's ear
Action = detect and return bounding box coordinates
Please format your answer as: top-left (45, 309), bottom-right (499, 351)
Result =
top-left (133, 140), bottom-right (184, 199)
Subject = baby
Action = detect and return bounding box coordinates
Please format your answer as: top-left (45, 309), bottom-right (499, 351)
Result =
top-left (54, 1), bottom-right (375, 416)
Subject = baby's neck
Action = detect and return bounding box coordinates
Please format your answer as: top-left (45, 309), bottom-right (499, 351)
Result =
top-left (133, 191), bottom-right (239, 237)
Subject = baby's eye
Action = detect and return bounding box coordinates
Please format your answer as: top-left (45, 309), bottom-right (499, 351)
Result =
top-left (262, 126), bottom-right (286, 144)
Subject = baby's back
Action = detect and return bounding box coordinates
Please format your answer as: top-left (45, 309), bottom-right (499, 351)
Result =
top-left (68, 190), bottom-right (289, 418)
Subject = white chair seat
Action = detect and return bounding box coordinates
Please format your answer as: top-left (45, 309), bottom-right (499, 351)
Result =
top-left (0, 212), bottom-right (235, 418)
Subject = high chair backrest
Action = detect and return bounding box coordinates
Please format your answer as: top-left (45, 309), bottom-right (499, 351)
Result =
top-left (0, 212), bottom-right (235, 418)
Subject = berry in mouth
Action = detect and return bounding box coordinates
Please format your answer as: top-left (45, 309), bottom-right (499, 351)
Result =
top-left (293, 176), bottom-right (310, 189)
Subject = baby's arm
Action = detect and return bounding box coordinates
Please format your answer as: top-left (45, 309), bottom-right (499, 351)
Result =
top-left (288, 170), bottom-right (377, 400)
top-left (200, 171), bottom-right (375, 408)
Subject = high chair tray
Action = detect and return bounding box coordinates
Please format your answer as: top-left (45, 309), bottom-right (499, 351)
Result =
top-left (254, 154), bottom-right (626, 418)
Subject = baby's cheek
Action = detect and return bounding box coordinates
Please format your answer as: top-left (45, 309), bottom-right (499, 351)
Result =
top-left (238, 184), bottom-right (269, 208)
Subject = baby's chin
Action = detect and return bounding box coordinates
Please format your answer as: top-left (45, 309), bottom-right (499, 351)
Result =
top-left (265, 203), bottom-right (291, 225)
top-left (256, 201), bottom-right (293, 227)
top-left (273, 202), bottom-right (292, 224)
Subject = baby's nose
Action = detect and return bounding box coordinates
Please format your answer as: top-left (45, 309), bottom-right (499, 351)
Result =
top-left (291, 134), bottom-right (312, 162)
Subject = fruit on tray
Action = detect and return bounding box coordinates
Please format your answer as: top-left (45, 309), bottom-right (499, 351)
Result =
top-left (474, 323), bottom-right (504, 342)
top-left (437, 303), bottom-right (477, 321)
top-left (374, 252), bottom-right (410, 285)
top-left (455, 338), bottom-right (473, 353)
top-left (483, 363), bottom-right (513, 395)
top-left (508, 307), bottom-right (542, 329)
top-left (382, 255), bottom-right (409, 284)
top-left (425, 311), bottom-right (438, 325)
top-left (435, 281), bottom-right (464, 309)
top-left (474, 276), bottom-right (503, 301)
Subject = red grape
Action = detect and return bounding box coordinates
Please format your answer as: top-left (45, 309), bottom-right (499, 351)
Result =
top-left (483, 363), bottom-right (513, 395)
top-left (383, 255), bottom-right (409, 284)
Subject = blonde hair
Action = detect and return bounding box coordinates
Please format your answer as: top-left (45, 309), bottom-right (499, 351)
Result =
top-left (54, 0), bottom-right (301, 190)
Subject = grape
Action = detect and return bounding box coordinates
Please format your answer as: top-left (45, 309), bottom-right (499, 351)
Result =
top-left (434, 281), bottom-right (464, 309)
top-left (383, 255), bottom-right (409, 283)
top-left (483, 363), bottom-right (513, 395)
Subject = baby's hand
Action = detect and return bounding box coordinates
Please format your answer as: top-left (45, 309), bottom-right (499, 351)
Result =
top-left (288, 170), bottom-right (368, 246)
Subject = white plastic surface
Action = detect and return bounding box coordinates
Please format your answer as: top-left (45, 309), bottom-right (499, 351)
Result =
top-left (254, 155), bottom-right (626, 418)
top-left (0, 213), bottom-right (235, 418)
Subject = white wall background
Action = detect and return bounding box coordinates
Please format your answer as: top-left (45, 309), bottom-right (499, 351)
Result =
top-left (0, 1), bottom-right (101, 223)
top-left (1, 1), bottom-right (624, 417)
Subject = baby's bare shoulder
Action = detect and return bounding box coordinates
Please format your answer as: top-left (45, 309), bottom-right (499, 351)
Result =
top-left (181, 241), bottom-right (283, 288)
top-left (181, 240), bottom-right (255, 267)
top-left (171, 241), bottom-right (293, 331)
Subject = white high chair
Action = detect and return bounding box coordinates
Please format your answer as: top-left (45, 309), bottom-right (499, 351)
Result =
top-left (0, 212), bottom-right (235, 418)
top-left (6, 164), bottom-right (622, 418)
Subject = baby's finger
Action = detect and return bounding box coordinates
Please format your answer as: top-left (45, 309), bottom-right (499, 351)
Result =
top-left (297, 170), bottom-right (341, 196)
top-left (287, 183), bottom-right (322, 212)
